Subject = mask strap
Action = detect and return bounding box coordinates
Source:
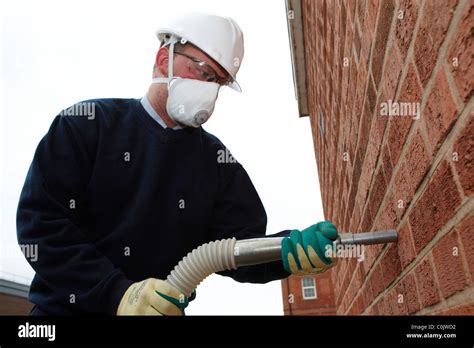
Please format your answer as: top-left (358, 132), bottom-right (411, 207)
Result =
top-left (152, 35), bottom-right (179, 85)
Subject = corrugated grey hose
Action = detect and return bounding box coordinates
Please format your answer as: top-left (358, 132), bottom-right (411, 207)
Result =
top-left (166, 230), bottom-right (398, 297)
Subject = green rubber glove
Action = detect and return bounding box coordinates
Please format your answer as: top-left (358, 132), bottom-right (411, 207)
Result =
top-left (281, 221), bottom-right (339, 275)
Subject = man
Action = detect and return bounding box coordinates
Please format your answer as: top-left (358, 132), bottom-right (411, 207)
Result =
top-left (17, 13), bottom-right (338, 315)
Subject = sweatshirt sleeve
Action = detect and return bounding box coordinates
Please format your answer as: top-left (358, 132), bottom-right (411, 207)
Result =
top-left (16, 114), bottom-right (133, 315)
top-left (210, 162), bottom-right (291, 283)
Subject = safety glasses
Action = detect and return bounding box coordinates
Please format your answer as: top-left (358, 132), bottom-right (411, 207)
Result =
top-left (174, 51), bottom-right (232, 87)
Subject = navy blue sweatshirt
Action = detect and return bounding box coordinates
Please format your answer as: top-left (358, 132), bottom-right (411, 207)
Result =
top-left (16, 98), bottom-right (291, 315)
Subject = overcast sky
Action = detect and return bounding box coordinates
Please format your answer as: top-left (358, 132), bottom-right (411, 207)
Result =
top-left (0, 0), bottom-right (324, 315)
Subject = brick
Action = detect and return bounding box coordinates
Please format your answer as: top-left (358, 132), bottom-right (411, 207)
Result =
top-left (376, 293), bottom-right (388, 315)
top-left (398, 60), bottom-right (423, 102)
top-left (356, 163), bottom-right (372, 218)
top-left (385, 290), bottom-right (397, 315)
top-left (413, 0), bottom-right (457, 87)
top-left (357, 0), bottom-right (366, 26)
top-left (432, 228), bottom-right (469, 299)
top-left (369, 263), bottom-right (384, 298)
top-left (357, 100), bottom-right (372, 158)
top-left (394, 282), bottom-right (409, 315)
top-left (360, 281), bottom-right (374, 310)
top-left (354, 19), bottom-right (362, 59)
top-left (367, 165), bottom-right (387, 219)
top-left (345, 296), bottom-right (353, 315)
top-left (338, 259), bottom-right (348, 289)
top-left (361, 241), bottom-right (376, 276)
top-left (346, 0), bottom-right (356, 21)
top-left (365, 0), bottom-right (378, 35)
top-left (340, 3), bottom-right (348, 54)
top-left (452, 112), bottom-right (474, 196)
top-left (349, 116), bottom-right (361, 166)
top-left (397, 222), bottom-right (416, 269)
top-left (374, 191), bottom-right (399, 232)
top-left (371, 0), bottom-right (395, 89)
top-left (395, 0), bottom-right (419, 61)
top-left (447, 2), bottom-right (474, 101)
top-left (360, 202), bottom-right (373, 233)
top-left (366, 75), bottom-right (377, 114)
top-left (347, 64), bottom-right (358, 119)
top-left (326, 9), bottom-right (335, 65)
top-left (366, 302), bottom-right (378, 315)
top-left (386, 62), bottom-right (421, 167)
top-left (342, 38), bottom-right (353, 104)
top-left (385, 112), bottom-right (412, 171)
top-left (458, 213), bottom-right (474, 280)
top-left (346, 153), bottom-right (363, 225)
top-left (350, 202), bottom-right (362, 233)
top-left (335, 183), bottom-right (344, 228)
top-left (343, 204), bottom-right (351, 234)
top-left (360, 14), bottom-right (373, 69)
top-left (335, 70), bottom-right (342, 108)
top-left (381, 143), bottom-right (393, 182)
top-left (340, 197), bottom-right (348, 230)
top-left (354, 293), bottom-right (364, 315)
top-left (409, 160), bottom-right (462, 253)
top-left (383, 43), bottom-right (402, 100)
top-left (403, 127), bottom-right (431, 195)
top-left (346, 258), bottom-right (358, 284)
top-left (392, 128), bottom-right (431, 219)
top-left (373, 298), bottom-right (384, 315)
top-left (348, 267), bottom-right (363, 311)
top-left (392, 162), bottom-right (414, 220)
top-left (373, 237), bottom-right (386, 259)
top-left (355, 60), bottom-right (367, 115)
top-left (375, 85), bottom-right (389, 131)
top-left (424, 68), bottom-right (459, 153)
top-left (402, 272), bottom-right (421, 314)
top-left (380, 244), bottom-right (402, 287)
top-left (338, 266), bottom-right (352, 305)
top-left (414, 258), bottom-right (441, 307)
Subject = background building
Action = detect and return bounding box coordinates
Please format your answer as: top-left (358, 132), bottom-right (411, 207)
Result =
top-left (0, 274), bottom-right (32, 315)
top-left (284, 0), bottom-right (473, 315)
top-left (281, 272), bottom-right (336, 315)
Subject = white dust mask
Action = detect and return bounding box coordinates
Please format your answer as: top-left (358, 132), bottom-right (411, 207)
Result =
top-left (152, 37), bottom-right (220, 128)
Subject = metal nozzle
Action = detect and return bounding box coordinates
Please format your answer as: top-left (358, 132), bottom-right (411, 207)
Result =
top-left (233, 229), bottom-right (398, 267)
top-left (336, 229), bottom-right (398, 246)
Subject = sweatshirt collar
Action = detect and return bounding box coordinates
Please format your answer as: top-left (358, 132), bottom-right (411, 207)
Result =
top-left (140, 95), bottom-right (183, 130)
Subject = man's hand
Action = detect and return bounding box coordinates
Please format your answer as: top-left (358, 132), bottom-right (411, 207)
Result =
top-left (117, 278), bottom-right (188, 315)
top-left (281, 221), bottom-right (338, 275)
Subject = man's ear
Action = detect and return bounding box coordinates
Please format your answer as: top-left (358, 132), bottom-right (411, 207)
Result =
top-left (155, 47), bottom-right (169, 76)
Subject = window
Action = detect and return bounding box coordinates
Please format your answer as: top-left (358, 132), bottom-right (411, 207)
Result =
top-left (301, 277), bottom-right (317, 300)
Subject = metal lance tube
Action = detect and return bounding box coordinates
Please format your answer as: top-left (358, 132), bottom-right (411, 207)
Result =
top-left (166, 230), bottom-right (398, 297)
top-left (232, 229), bottom-right (398, 266)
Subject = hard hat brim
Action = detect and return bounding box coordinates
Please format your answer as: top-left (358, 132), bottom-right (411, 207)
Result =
top-left (229, 80), bottom-right (242, 93)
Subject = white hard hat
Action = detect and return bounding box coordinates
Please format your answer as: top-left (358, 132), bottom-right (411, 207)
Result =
top-left (156, 13), bottom-right (244, 92)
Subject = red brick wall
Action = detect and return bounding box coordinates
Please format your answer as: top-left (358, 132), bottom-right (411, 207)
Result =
top-left (281, 272), bottom-right (336, 315)
top-left (301, 0), bottom-right (473, 315)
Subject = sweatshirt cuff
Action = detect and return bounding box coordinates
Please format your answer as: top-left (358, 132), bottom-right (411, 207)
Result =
top-left (101, 270), bottom-right (135, 315)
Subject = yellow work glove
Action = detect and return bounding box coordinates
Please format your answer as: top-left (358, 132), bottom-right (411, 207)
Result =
top-left (117, 278), bottom-right (188, 316)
